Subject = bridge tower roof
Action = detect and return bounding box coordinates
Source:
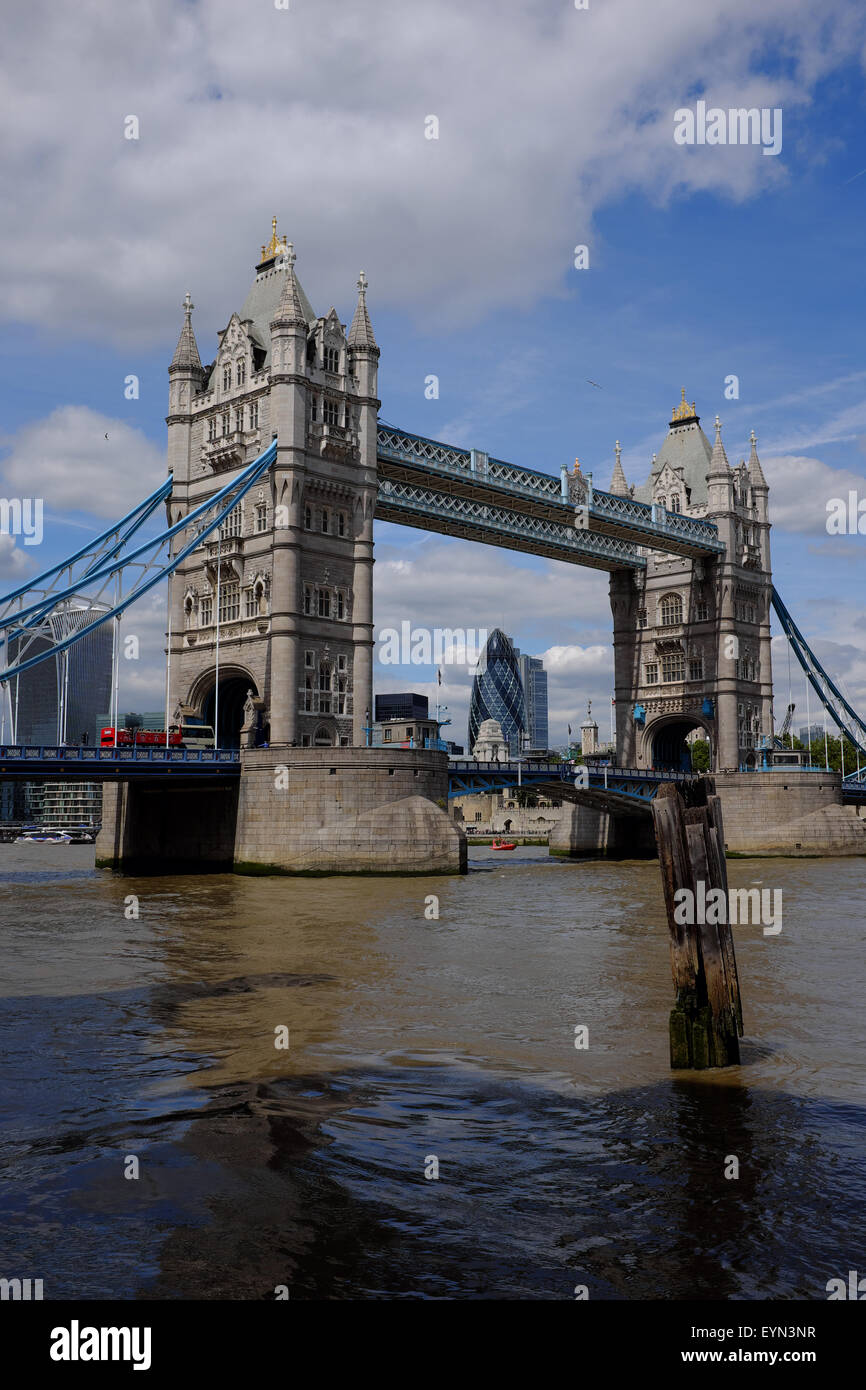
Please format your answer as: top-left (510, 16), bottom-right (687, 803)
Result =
top-left (633, 388), bottom-right (713, 507)
top-left (169, 292), bottom-right (203, 374)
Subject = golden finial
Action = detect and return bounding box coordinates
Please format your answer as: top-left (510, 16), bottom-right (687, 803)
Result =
top-left (671, 387), bottom-right (697, 423)
top-left (261, 215), bottom-right (288, 261)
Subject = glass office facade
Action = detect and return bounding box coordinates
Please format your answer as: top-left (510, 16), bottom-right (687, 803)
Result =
top-left (468, 629), bottom-right (527, 756)
top-left (8, 603), bottom-right (113, 745)
top-left (518, 653), bottom-right (549, 750)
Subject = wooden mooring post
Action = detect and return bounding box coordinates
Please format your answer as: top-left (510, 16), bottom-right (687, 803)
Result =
top-left (651, 778), bottom-right (743, 1069)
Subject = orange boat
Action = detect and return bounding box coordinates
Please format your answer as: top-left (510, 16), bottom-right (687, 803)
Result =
top-left (491, 838), bottom-right (517, 851)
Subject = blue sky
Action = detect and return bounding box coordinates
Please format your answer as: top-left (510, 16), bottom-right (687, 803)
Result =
top-left (1, 0), bottom-right (866, 747)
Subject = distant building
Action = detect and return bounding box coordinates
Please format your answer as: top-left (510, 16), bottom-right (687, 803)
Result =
top-left (0, 780), bottom-right (44, 825)
top-left (798, 724), bottom-right (824, 745)
top-left (469, 629), bottom-right (526, 757)
top-left (375, 692), bottom-right (429, 722)
top-left (515, 650), bottom-right (549, 750)
top-left (41, 782), bottom-right (102, 830)
top-left (580, 702), bottom-right (599, 756)
top-left (371, 711), bottom-right (440, 747)
top-left (472, 717), bottom-right (510, 761)
top-left (8, 601), bottom-right (112, 746)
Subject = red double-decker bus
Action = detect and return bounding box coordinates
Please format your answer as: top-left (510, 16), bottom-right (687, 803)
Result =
top-left (100, 724), bottom-right (215, 750)
top-left (100, 727), bottom-right (183, 748)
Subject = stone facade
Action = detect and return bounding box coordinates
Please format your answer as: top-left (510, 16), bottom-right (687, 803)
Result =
top-left (595, 394), bottom-right (774, 773)
top-left (547, 771), bottom-right (866, 860)
top-left (235, 748), bottom-right (464, 874)
top-left (96, 748), bottom-right (466, 875)
top-left (165, 222), bottom-right (379, 750)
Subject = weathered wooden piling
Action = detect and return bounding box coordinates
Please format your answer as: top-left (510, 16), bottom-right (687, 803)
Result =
top-left (652, 778), bottom-right (743, 1068)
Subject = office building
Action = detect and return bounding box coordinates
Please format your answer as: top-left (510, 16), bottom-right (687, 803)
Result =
top-left (8, 601), bottom-right (112, 746)
top-left (469, 629), bottom-right (526, 757)
top-left (516, 651), bottom-right (549, 750)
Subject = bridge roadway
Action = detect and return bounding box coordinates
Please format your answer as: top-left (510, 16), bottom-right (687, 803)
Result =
top-left (0, 744), bottom-right (240, 780)
top-left (0, 747), bottom-right (701, 814)
top-left (447, 760), bottom-right (699, 814)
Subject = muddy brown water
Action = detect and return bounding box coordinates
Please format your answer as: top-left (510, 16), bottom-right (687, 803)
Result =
top-left (1, 843), bottom-right (863, 1299)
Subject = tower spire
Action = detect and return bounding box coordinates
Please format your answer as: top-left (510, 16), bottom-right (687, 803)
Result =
top-left (169, 292), bottom-right (203, 372)
top-left (271, 242), bottom-right (308, 328)
top-left (609, 439), bottom-right (629, 496)
top-left (348, 270), bottom-right (378, 350)
top-left (708, 413), bottom-right (731, 477)
top-left (748, 427), bottom-right (768, 488)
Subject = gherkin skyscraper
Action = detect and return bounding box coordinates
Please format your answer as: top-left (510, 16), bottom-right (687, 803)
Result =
top-left (468, 629), bottom-right (526, 756)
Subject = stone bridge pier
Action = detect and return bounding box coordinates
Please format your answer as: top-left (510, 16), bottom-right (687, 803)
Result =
top-left (96, 747), bottom-right (466, 875)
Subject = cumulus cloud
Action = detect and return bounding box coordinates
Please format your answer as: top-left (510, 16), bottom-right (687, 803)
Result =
top-left (760, 453), bottom-right (866, 534)
top-left (0, 533), bottom-right (36, 584)
top-left (373, 534), bottom-right (611, 641)
top-left (0, 0), bottom-right (861, 345)
top-left (1, 406), bottom-right (165, 519)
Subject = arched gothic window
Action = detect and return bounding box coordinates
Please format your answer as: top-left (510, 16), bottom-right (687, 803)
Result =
top-left (659, 593), bottom-right (683, 627)
top-left (318, 661), bottom-right (332, 713)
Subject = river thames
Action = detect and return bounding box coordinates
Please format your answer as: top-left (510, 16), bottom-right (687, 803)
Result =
top-left (1, 843), bottom-right (864, 1300)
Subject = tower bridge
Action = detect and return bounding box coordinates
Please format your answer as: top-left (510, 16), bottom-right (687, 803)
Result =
top-left (2, 220), bottom-right (864, 871)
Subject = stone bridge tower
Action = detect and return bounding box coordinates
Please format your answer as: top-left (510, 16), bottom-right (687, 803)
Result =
top-left (607, 393), bottom-right (773, 772)
top-left (165, 220), bottom-right (379, 748)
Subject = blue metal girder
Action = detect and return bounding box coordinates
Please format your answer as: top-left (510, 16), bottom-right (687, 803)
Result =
top-left (0, 440), bottom-right (278, 684)
top-left (0, 745), bottom-right (241, 780)
top-left (446, 761), bottom-right (695, 802)
top-left (377, 425), bottom-right (725, 559)
top-left (771, 587), bottom-right (866, 755)
top-left (376, 479), bottom-right (645, 571)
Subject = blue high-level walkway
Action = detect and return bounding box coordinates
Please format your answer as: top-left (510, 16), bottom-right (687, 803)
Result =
top-left (376, 425), bottom-right (725, 570)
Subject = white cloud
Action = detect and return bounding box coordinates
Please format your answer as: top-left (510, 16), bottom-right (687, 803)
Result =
top-left (0, 0), bottom-right (860, 345)
top-left (760, 453), bottom-right (866, 534)
top-left (0, 533), bottom-right (35, 584)
top-left (1, 406), bottom-right (165, 519)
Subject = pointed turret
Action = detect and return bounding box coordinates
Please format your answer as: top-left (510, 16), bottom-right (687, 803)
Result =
top-left (708, 414), bottom-right (731, 478)
top-left (170, 292), bottom-right (203, 373)
top-left (347, 271), bottom-right (378, 351)
top-left (271, 244), bottom-right (308, 329)
top-left (610, 440), bottom-right (629, 496)
top-left (748, 428), bottom-right (768, 489)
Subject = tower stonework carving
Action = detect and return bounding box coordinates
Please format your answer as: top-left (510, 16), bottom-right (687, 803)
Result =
top-left (165, 222), bottom-right (379, 748)
top-left (608, 394), bottom-right (773, 772)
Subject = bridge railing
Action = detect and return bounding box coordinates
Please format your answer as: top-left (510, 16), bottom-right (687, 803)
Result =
top-left (0, 744), bottom-right (239, 765)
top-left (447, 760), bottom-right (699, 782)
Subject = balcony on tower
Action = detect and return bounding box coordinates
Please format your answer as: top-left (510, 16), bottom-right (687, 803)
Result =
top-left (204, 425), bottom-right (262, 472)
top-left (308, 419), bottom-right (359, 462)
